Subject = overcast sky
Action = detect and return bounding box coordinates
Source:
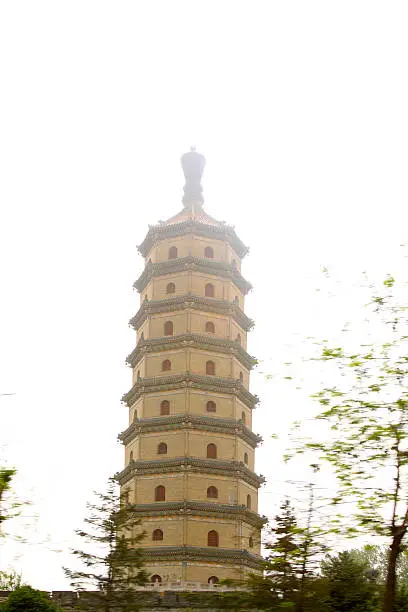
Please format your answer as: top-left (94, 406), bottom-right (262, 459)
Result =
top-left (1, 1), bottom-right (407, 590)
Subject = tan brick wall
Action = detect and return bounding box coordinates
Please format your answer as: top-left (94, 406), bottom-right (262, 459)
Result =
top-left (137, 310), bottom-right (247, 349)
top-left (135, 515), bottom-right (261, 556)
top-left (128, 429), bottom-right (242, 462)
top-left (230, 320), bottom-right (247, 349)
top-left (141, 560), bottom-right (250, 584)
top-left (143, 272), bottom-right (245, 309)
top-left (132, 348), bottom-right (248, 383)
top-left (125, 436), bottom-right (255, 472)
top-left (190, 311), bottom-right (228, 339)
top-left (127, 391), bottom-right (253, 429)
top-left (148, 312), bottom-right (187, 338)
top-left (187, 389), bottom-right (235, 419)
top-left (136, 319), bottom-right (149, 343)
top-left (150, 271), bottom-right (189, 300)
top-left (139, 431), bottom-right (185, 460)
top-left (124, 423), bottom-right (255, 472)
top-left (147, 235), bottom-right (242, 270)
top-left (131, 473), bottom-right (258, 513)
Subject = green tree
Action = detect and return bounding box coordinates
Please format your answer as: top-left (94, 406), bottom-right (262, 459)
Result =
top-left (0, 586), bottom-right (59, 611)
top-left (0, 570), bottom-right (22, 591)
top-left (238, 491), bottom-right (327, 611)
top-left (294, 465), bottom-right (329, 612)
top-left (288, 272), bottom-right (408, 612)
top-left (349, 545), bottom-right (408, 611)
top-left (264, 498), bottom-right (301, 601)
top-left (0, 469), bottom-right (16, 533)
top-left (64, 478), bottom-right (148, 611)
top-left (223, 500), bottom-right (302, 610)
top-left (0, 467), bottom-right (28, 545)
top-left (321, 551), bottom-right (379, 611)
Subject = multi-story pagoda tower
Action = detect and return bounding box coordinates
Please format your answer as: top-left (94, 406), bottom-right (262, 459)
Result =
top-left (117, 149), bottom-right (264, 586)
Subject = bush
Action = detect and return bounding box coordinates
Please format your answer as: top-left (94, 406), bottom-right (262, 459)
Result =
top-left (1, 586), bottom-right (60, 611)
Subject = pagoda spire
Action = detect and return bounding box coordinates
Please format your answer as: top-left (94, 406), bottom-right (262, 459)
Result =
top-left (181, 146), bottom-right (205, 208)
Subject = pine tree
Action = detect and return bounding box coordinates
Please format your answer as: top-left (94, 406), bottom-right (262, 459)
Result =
top-left (64, 478), bottom-right (148, 611)
top-left (321, 551), bottom-right (380, 612)
top-left (264, 498), bottom-right (301, 601)
top-left (238, 495), bottom-right (327, 610)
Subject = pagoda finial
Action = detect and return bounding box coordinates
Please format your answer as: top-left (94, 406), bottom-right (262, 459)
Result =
top-left (181, 147), bottom-right (205, 208)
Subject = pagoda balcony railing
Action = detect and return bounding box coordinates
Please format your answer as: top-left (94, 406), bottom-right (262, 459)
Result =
top-left (126, 333), bottom-right (257, 370)
top-left (116, 456), bottom-right (265, 489)
top-left (129, 294), bottom-right (254, 331)
top-left (138, 218), bottom-right (249, 259)
top-left (134, 256), bottom-right (252, 295)
top-left (133, 581), bottom-right (245, 592)
top-left (122, 372), bottom-right (259, 410)
top-left (118, 413), bottom-right (262, 448)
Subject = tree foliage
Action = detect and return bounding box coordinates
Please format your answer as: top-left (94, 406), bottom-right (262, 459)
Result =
top-left (321, 551), bottom-right (380, 611)
top-left (0, 586), bottom-right (60, 612)
top-left (64, 478), bottom-right (148, 611)
top-left (287, 272), bottom-right (408, 612)
top-left (264, 498), bottom-right (301, 600)
top-left (0, 469), bottom-right (17, 533)
top-left (0, 570), bottom-right (22, 591)
top-left (239, 491), bottom-right (328, 611)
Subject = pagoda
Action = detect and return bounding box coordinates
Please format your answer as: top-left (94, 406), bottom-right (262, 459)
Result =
top-left (117, 149), bottom-right (264, 586)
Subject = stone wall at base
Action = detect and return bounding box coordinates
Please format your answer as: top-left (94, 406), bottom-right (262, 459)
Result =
top-left (0, 589), bottom-right (257, 611)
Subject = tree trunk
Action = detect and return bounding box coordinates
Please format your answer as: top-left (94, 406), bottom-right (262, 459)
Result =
top-left (296, 574), bottom-right (305, 612)
top-left (383, 534), bottom-right (404, 612)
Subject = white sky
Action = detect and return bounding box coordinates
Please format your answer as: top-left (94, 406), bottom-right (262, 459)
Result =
top-left (0, 0), bottom-right (407, 590)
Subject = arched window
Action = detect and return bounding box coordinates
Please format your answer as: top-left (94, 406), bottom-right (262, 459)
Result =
top-left (234, 296), bottom-right (239, 304)
top-left (137, 370), bottom-right (141, 380)
top-left (208, 576), bottom-right (219, 584)
top-left (152, 529), bottom-right (163, 541)
top-left (162, 359), bottom-right (171, 371)
top-left (236, 334), bottom-right (241, 345)
top-left (246, 494), bottom-right (251, 509)
top-left (155, 486), bottom-right (165, 502)
top-left (249, 536), bottom-right (254, 548)
top-left (133, 410), bottom-right (137, 421)
top-left (206, 360), bottom-right (215, 376)
top-left (207, 443), bottom-right (217, 459)
top-left (207, 486), bottom-right (218, 499)
top-left (166, 282), bottom-right (175, 294)
top-left (205, 321), bottom-right (215, 334)
top-left (239, 371), bottom-right (244, 383)
top-left (205, 283), bottom-right (215, 298)
top-left (129, 451), bottom-right (133, 463)
top-left (151, 575), bottom-right (162, 584)
top-left (241, 411), bottom-right (246, 423)
top-left (168, 246), bottom-right (178, 259)
top-left (157, 442), bottom-right (167, 455)
top-left (232, 259), bottom-right (237, 269)
top-left (164, 321), bottom-right (173, 336)
top-left (160, 400), bottom-right (170, 415)
top-left (244, 452), bottom-right (249, 465)
top-left (208, 530), bottom-right (219, 547)
top-left (204, 246), bottom-right (214, 259)
top-left (206, 400), bottom-right (216, 413)
top-left (144, 294), bottom-right (148, 301)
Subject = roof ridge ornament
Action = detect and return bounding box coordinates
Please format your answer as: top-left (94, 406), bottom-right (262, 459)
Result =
top-left (181, 147), bottom-right (205, 209)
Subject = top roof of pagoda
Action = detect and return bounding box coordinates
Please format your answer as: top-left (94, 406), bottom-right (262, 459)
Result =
top-left (137, 149), bottom-right (249, 258)
top-left (164, 205), bottom-right (222, 227)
